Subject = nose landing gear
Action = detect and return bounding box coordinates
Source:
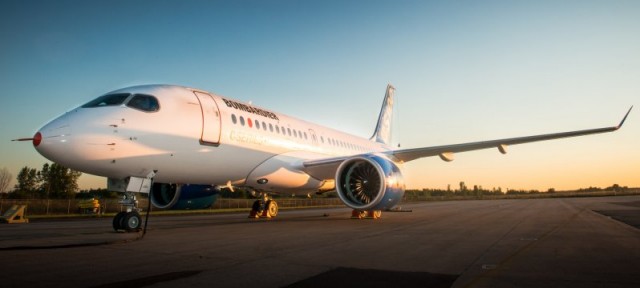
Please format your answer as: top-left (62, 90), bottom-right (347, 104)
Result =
top-left (113, 193), bottom-right (143, 232)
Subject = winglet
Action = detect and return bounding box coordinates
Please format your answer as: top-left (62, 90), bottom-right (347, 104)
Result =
top-left (617, 106), bottom-right (633, 129)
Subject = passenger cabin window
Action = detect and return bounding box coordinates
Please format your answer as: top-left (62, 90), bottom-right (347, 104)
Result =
top-left (82, 93), bottom-right (130, 108)
top-left (126, 94), bottom-right (159, 112)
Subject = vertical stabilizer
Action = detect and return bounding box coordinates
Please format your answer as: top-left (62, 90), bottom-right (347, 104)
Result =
top-left (370, 84), bottom-right (395, 145)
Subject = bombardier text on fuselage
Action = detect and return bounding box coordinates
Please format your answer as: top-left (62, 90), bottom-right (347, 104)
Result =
top-left (24, 84), bottom-right (631, 231)
top-left (221, 98), bottom-right (279, 120)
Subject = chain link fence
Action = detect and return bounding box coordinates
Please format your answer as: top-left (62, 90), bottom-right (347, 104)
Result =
top-left (3, 189), bottom-right (638, 216)
top-left (0, 197), bottom-right (345, 216)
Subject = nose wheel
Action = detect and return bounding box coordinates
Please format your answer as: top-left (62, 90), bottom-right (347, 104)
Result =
top-left (113, 211), bottom-right (142, 231)
top-left (113, 193), bottom-right (144, 232)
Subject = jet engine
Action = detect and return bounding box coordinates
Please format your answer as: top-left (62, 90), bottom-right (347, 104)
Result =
top-left (150, 183), bottom-right (219, 210)
top-left (335, 155), bottom-right (405, 211)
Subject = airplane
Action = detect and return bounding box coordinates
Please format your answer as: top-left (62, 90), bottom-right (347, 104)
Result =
top-left (20, 84), bottom-right (631, 232)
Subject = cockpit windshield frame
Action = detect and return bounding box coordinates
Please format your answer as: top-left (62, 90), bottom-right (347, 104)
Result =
top-left (126, 94), bottom-right (160, 112)
top-left (81, 93), bottom-right (131, 108)
top-left (81, 93), bottom-right (160, 113)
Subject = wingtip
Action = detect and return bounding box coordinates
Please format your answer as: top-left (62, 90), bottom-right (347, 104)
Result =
top-left (617, 106), bottom-right (633, 129)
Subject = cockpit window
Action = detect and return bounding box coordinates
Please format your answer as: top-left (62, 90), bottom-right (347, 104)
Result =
top-left (81, 93), bottom-right (130, 108)
top-left (126, 94), bottom-right (160, 112)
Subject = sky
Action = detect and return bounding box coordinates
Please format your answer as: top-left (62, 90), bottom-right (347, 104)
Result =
top-left (1, 0), bottom-right (638, 192)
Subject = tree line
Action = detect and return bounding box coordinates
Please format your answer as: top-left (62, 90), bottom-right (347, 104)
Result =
top-left (1, 163), bottom-right (82, 199)
top-left (0, 164), bottom-right (633, 200)
top-left (406, 181), bottom-right (632, 197)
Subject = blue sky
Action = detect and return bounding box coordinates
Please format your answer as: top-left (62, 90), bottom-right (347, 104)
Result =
top-left (1, 0), bottom-right (638, 191)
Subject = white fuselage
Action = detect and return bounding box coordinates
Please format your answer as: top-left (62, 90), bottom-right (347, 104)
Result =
top-left (35, 85), bottom-right (389, 194)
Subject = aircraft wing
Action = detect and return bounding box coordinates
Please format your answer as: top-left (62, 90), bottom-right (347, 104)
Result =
top-left (391, 106), bottom-right (631, 162)
top-left (302, 155), bottom-right (351, 180)
top-left (302, 107), bottom-right (631, 180)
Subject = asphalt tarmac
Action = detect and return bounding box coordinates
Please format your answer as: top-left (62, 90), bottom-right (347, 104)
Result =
top-left (1, 196), bottom-right (639, 288)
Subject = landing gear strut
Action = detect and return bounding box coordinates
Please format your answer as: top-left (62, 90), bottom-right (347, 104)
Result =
top-left (113, 193), bottom-right (143, 232)
top-left (249, 193), bottom-right (279, 219)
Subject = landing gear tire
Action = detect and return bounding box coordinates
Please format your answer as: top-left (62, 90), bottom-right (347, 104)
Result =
top-left (264, 200), bottom-right (278, 218)
top-left (113, 212), bottom-right (127, 231)
top-left (252, 200), bottom-right (261, 211)
top-left (123, 212), bottom-right (142, 232)
top-left (113, 211), bottom-right (142, 232)
top-left (351, 210), bottom-right (367, 219)
top-left (249, 196), bottom-right (279, 219)
top-left (351, 209), bottom-right (382, 219)
top-left (249, 200), bottom-right (262, 218)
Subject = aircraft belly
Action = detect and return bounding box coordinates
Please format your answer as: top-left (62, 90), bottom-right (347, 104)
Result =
top-left (134, 143), bottom-right (272, 185)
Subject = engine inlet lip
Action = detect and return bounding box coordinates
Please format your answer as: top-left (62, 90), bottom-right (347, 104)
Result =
top-left (335, 156), bottom-right (387, 210)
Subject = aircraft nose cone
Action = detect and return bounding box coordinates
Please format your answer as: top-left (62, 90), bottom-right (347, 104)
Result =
top-left (34, 115), bottom-right (72, 163)
top-left (32, 132), bottom-right (42, 147)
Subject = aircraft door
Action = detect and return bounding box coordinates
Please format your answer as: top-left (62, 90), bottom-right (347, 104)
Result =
top-left (194, 91), bottom-right (221, 145)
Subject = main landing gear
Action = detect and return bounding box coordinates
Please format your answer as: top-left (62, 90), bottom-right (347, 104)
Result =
top-left (249, 193), bottom-right (279, 219)
top-left (113, 193), bottom-right (143, 232)
top-left (351, 209), bottom-right (382, 219)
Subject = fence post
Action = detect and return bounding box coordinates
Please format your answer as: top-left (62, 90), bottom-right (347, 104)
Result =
top-left (68, 199), bottom-right (71, 215)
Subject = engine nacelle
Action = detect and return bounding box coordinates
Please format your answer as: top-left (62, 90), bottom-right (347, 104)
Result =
top-left (335, 155), bottom-right (405, 211)
top-left (150, 183), bottom-right (219, 210)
